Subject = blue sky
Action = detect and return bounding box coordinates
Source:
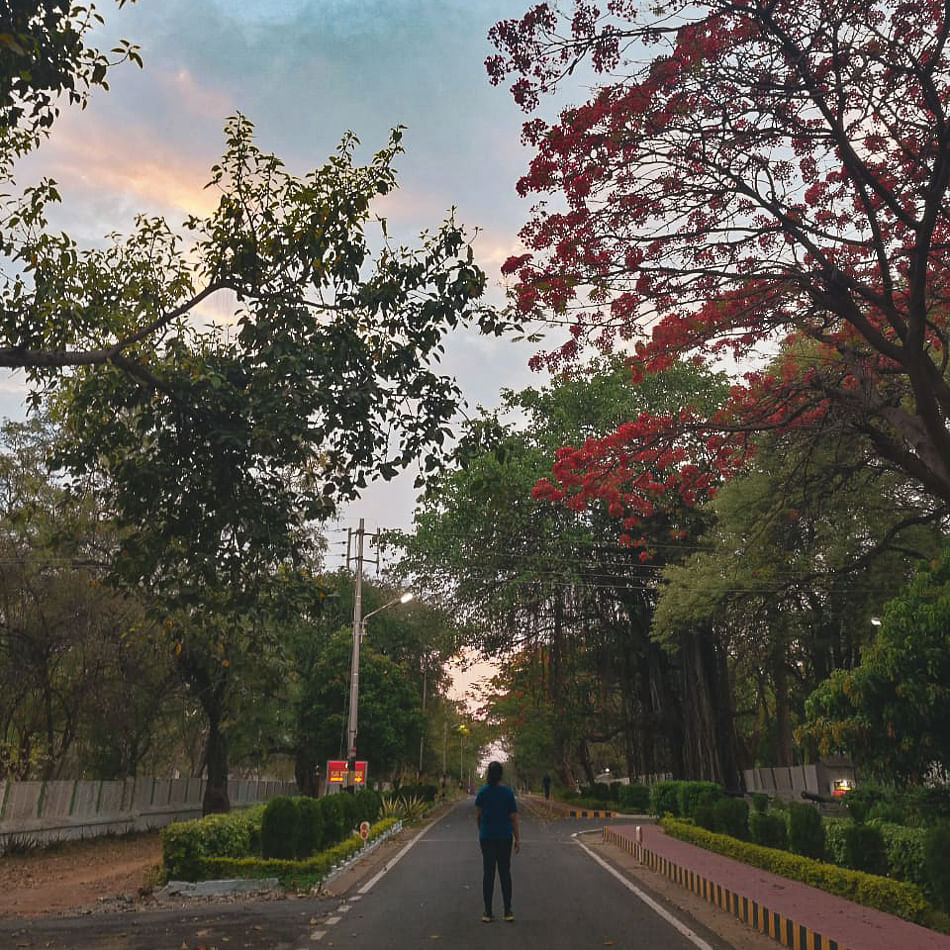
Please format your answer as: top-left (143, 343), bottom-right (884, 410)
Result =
top-left (3, 0), bottom-right (574, 560)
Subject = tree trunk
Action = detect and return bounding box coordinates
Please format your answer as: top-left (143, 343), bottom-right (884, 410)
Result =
top-left (202, 713), bottom-right (230, 815)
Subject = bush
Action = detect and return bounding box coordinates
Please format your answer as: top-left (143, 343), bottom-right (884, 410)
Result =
top-left (788, 802), bottom-right (825, 860)
top-left (903, 787), bottom-right (950, 828)
top-left (356, 789), bottom-right (382, 824)
top-left (261, 796), bottom-right (300, 860)
top-left (320, 793), bottom-right (347, 846)
top-left (749, 792), bottom-right (769, 814)
top-left (843, 785), bottom-right (886, 824)
top-left (678, 782), bottom-right (721, 819)
top-left (693, 803), bottom-right (717, 832)
top-left (841, 822), bottom-right (887, 876)
top-left (296, 797), bottom-right (325, 858)
top-left (749, 811), bottom-right (787, 850)
top-left (650, 780), bottom-right (681, 817)
top-left (925, 825), bottom-right (950, 911)
top-left (876, 822), bottom-right (927, 888)
top-left (823, 817), bottom-right (849, 866)
top-left (713, 796), bottom-right (749, 840)
top-left (617, 783), bottom-right (650, 813)
top-left (161, 806), bottom-right (263, 881)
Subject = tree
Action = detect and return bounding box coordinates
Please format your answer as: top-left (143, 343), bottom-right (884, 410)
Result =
top-left (652, 425), bottom-right (945, 768)
top-left (799, 546), bottom-right (950, 784)
top-left (0, 416), bottom-right (183, 780)
top-left (489, 1), bottom-right (950, 517)
top-left (0, 0), bottom-right (140, 165)
top-left (297, 627), bottom-right (425, 785)
top-left (1, 3), bottom-right (511, 811)
top-left (399, 358), bottom-right (741, 784)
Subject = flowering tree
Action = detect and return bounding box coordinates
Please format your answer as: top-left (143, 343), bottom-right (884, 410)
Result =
top-left (489, 0), bottom-right (950, 520)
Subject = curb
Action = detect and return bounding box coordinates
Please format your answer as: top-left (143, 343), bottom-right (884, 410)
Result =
top-left (604, 827), bottom-right (848, 950)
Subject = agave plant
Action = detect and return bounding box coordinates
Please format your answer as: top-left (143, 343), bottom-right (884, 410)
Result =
top-left (380, 794), bottom-right (428, 822)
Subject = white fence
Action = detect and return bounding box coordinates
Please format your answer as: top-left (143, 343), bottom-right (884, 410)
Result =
top-left (0, 776), bottom-right (297, 846)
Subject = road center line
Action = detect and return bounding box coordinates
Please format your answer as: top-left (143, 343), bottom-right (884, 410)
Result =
top-left (573, 834), bottom-right (715, 950)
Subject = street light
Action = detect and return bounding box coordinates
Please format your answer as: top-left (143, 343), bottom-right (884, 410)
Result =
top-left (346, 591), bottom-right (413, 782)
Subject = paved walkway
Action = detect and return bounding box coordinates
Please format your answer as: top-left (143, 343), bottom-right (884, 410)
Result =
top-left (606, 823), bottom-right (950, 950)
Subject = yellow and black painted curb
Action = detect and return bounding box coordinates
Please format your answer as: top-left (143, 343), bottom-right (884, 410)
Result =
top-left (568, 808), bottom-right (614, 819)
top-left (603, 828), bottom-right (849, 950)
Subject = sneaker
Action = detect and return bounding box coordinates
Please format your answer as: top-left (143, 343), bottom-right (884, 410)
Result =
top-left (481, 913), bottom-right (494, 923)
top-left (504, 911), bottom-right (514, 922)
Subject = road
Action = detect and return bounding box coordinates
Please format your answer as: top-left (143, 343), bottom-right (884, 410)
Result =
top-left (0, 798), bottom-right (735, 949)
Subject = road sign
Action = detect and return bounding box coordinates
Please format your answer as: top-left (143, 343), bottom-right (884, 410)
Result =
top-left (359, 820), bottom-right (370, 840)
top-left (326, 759), bottom-right (368, 785)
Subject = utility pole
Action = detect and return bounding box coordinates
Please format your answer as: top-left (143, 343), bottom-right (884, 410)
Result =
top-left (346, 519), bottom-right (377, 788)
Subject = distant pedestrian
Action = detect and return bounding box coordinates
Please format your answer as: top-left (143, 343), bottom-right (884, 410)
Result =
top-left (474, 761), bottom-right (520, 922)
top-left (542, 774), bottom-right (551, 799)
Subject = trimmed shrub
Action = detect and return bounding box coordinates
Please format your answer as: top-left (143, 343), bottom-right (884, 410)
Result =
top-left (694, 803), bottom-right (717, 832)
top-left (661, 818), bottom-right (928, 923)
top-left (650, 781), bottom-right (681, 817)
top-left (261, 796), bottom-right (300, 860)
top-left (160, 806), bottom-right (263, 881)
top-left (877, 822), bottom-right (927, 888)
top-left (749, 811), bottom-right (787, 850)
top-left (823, 817), bottom-right (849, 866)
top-left (841, 822), bottom-right (887, 876)
top-left (788, 801), bottom-right (825, 860)
top-left (296, 797), bottom-right (326, 858)
top-left (321, 793), bottom-right (347, 846)
top-left (356, 789), bottom-right (382, 824)
top-left (925, 825), bottom-right (950, 911)
top-left (678, 782), bottom-right (721, 819)
top-left (339, 790), bottom-right (362, 831)
top-left (617, 783), bottom-right (650, 813)
top-left (714, 796), bottom-right (749, 840)
top-left (749, 792), bottom-right (769, 814)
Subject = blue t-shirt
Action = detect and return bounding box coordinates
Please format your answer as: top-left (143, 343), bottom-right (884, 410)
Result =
top-left (475, 782), bottom-right (517, 839)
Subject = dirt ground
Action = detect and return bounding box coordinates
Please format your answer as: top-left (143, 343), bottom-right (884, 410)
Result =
top-left (0, 832), bottom-right (163, 919)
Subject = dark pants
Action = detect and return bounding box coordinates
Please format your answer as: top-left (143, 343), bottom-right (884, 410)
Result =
top-left (480, 837), bottom-right (513, 914)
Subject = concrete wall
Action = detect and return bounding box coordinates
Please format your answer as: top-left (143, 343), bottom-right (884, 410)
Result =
top-left (743, 761), bottom-right (855, 801)
top-left (0, 776), bottom-right (297, 846)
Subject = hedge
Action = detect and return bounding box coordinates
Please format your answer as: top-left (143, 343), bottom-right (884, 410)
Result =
top-left (200, 818), bottom-right (399, 887)
top-left (661, 818), bottom-right (929, 924)
top-left (160, 805), bottom-right (266, 882)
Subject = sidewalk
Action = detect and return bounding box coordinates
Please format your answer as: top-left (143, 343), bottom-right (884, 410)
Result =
top-left (606, 823), bottom-right (950, 950)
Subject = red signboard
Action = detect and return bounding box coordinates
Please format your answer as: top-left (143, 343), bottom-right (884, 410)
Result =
top-left (326, 760), bottom-right (368, 785)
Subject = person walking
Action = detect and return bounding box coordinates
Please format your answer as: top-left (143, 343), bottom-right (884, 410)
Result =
top-left (474, 761), bottom-right (520, 922)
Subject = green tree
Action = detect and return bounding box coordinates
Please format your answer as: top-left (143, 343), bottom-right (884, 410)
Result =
top-left (298, 627), bottom-right (424, 785)
top-left (1, 5), bottom-right (510, 811)
top-left (799, 547), bottom-right (950, 784)
top-left (398, 358), bottom-right (736, 785)
top-left (0, 416), bottom-right (183, 780)
top-left (654, 424), bottom-right (944, 770)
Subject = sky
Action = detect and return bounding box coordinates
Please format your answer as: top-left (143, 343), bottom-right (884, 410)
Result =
top-left (3, 0), bottom-right (573, 564)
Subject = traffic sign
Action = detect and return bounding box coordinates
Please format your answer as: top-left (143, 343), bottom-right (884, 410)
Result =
top-left (359, 820), bottom-right (370, 840)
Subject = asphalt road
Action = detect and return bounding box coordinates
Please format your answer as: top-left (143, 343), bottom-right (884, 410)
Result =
top-left (0, 799), bottom-right (734, 949)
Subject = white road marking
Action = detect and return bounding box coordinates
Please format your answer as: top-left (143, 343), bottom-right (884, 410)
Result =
top-left (573, 834), bottom-right (716, 950)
